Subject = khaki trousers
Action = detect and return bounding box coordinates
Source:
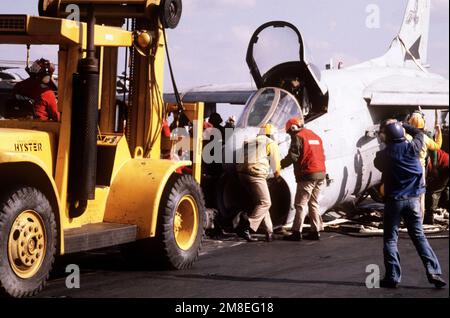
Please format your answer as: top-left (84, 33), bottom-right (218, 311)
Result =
top-left (293, 180), bottom-right (325, 233)
top-left (238, 173), bottom-right (273, 234)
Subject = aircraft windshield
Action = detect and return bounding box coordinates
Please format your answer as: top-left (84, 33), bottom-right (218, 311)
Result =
top-left (247, 89), bottom-right (275, 127)
top-left (252, 25), bottom-right (302, 76)
top-left (267, 90), bottom-right (302, 129)
top-left (238, 87), bottom-right (303, 131)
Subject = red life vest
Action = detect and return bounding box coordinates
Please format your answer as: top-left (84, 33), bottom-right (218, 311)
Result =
top-left (296, 128), bottom-right (326, 176)
top-left (13, 78), bottom-right (59, 121)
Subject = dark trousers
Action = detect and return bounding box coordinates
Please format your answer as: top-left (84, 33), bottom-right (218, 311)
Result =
top-left (384, 197), bottom-right (442, 283)
top-left (425, 174), bottom-right (449, 224)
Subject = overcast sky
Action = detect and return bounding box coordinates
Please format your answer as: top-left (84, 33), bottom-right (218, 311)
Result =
top-left (1, 0), bottom-right (448, 92)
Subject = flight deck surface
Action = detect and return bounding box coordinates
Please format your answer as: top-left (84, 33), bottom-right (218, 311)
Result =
top-left (39, 232), bottom-right (448, 298)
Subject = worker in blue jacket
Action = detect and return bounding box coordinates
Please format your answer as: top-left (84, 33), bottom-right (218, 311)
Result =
top-left (374, 120), bottom-right (446, 289)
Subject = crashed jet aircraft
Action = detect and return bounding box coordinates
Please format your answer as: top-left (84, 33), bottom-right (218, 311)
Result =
top-left (166, 0), bottom-right (448, 228)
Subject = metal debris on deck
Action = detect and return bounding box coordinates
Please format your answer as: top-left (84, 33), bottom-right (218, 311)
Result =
top-left (322, 201), bottom-right (449, 238)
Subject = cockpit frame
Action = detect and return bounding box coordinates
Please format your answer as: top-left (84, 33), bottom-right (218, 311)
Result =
top-left (245, 20), bottom-right (329, 123)
top-left (237, 87), bottom-right (303, 131)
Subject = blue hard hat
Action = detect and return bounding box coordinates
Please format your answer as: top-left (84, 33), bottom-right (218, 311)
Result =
top-left (384, 122), bottom-right (405, 143)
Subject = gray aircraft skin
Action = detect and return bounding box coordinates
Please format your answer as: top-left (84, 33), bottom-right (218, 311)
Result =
top-left (170, 0), bottom-right (449, 227)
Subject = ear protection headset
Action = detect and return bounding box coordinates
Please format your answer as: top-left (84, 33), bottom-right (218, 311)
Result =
top-left (289, 124), bottom-right (301, 132)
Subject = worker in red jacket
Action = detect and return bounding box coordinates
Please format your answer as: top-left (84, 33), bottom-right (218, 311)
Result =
top-left (12, 58), bottom-right (60, 121)
top-left (281, 117), bottom-right (326, 241)
top-left (425, 149), bottom-right (449, 224)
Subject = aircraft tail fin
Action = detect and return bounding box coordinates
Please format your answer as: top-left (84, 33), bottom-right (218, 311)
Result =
top-left (384, 0), bottom-right (431, 68)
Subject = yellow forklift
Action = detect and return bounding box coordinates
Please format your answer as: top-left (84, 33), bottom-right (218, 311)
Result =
top-left (0, 0), bottom-right (206, 297)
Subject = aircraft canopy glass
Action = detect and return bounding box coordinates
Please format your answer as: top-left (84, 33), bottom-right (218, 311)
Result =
top-left (238, 87), bottom-right (303, 131)
top-left (251, 25), bottom-right (302, 77)
top-left (246, 89), bottom-right (276, 127)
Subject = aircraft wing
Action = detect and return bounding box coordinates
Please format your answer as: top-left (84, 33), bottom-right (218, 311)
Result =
top-left (363, 75), bottom-right (449, 109)
top-left (164, 83), bottom-right (255, 105)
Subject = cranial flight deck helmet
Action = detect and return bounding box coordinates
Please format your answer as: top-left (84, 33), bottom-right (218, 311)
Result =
top-left (408, 110), bottom-right (426, 130)
top-left (285, 117), bottom-right (304, 133)
top-left (208, 112), bottom-right (223, 127)
top-left (382, 122), bottom-right (406, 143)
top-left (28, 58), bottom-right (55, 86)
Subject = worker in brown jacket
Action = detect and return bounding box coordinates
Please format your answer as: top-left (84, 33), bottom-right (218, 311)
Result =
top-left (236, 124), bottom-right (281, 242)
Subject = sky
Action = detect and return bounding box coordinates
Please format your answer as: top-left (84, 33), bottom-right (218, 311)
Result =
top-left (1, 0), bottom-right (449, 93)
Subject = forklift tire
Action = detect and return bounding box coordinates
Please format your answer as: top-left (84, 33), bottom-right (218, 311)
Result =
top-left (156, 174), bottom-right (205, 269)
top-left (121, 174), bottom-right (205, 270)
top-left (160, 0), bottom-right (183, 29)
top-left (0, 187), bottom-right (57, 298)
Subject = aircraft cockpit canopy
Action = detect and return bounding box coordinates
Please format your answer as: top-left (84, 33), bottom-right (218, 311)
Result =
top-left (249, 23), bottom-right (302, 81)
top-left (246, 21), bottom-right (328, 122)
top-left (237, 87), bottom-right (303, 131)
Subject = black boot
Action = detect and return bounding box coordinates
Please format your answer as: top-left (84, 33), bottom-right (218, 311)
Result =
top-left (427, 274), bottom-right (447, 288)
top-left (380, 278), bottom-right (399, 289)
top-left (238, 229), bottom-right (258, 242)
top-left (423, 213), bottom-right (434, 225)
top-left (236, 213), bottom-right (257, 242)
top-left (283, 231), bottom-right (302, 241)
top-left (265, 232), bottom-right (274, 242)
top-left (303, 231), bottom-right (320, 240)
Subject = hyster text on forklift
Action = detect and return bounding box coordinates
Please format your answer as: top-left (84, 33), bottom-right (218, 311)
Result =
top-left (0, 0), bottom-right (207, 297)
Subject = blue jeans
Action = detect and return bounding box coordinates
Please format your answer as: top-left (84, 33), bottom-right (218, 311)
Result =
top-left (384, 197), bottom-right (442, 283)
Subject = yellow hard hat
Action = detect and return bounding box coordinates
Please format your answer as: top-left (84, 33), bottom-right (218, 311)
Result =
top-left (408, 112), bottom-right (425, 129)
top-left (259, 123), bottom-right (277, 136)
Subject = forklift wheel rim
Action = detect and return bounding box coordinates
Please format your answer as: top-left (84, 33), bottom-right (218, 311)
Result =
top-left (174, 195), bottom-right (199, 251)
top-left (8, 210), bottom-right (47, 279)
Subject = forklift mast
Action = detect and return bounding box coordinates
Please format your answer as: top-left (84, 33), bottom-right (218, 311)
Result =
top-left (40, 0), bottom-right (182, 156)
top-left (39, 0), bottom-right (183, 216)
